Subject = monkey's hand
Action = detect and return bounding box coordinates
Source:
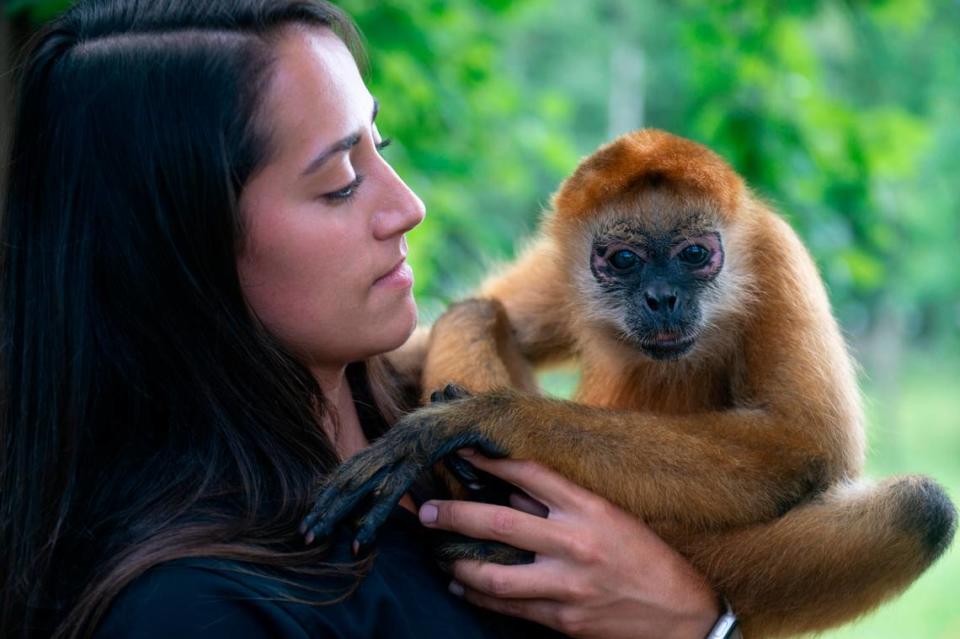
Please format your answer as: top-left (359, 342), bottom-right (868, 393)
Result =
top-left (299, 387), bottom-right (510, 549)
top-left (429, 385), bottom-right (504, 496)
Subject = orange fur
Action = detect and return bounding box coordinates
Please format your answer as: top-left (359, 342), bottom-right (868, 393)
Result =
top-left (419, 130), bottom-right (956, 637)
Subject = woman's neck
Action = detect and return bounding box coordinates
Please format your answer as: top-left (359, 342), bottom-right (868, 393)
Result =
top-left (314, 364), bottom-right (416, 513)
top-left (313, 365), bottom-right (370, 460)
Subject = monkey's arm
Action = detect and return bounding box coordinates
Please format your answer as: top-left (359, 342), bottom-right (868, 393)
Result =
top-left (301, 389), bottom-right (829, 546)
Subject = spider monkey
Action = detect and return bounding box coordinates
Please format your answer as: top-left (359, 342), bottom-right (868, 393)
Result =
top-left (302, 130), bottom-right (956, 637)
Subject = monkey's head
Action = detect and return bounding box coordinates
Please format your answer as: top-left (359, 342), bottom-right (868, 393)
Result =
top-left (550, 129), bottom-right (753, 362)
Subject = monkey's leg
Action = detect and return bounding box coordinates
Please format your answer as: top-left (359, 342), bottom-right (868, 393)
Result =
top-left (671, 476), bottom-right (956, 638)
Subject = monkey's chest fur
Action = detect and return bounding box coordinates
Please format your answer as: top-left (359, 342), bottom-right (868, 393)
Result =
top-left (576, 353), bottom-right (735, 414)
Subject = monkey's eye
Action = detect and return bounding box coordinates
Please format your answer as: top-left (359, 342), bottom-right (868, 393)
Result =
top-left (678, 244), bottom-right (710, 266)
top-left (608, 249), bottom-right (640, 270)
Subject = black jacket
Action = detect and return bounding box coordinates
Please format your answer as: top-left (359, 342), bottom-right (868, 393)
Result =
top-left (94, 507), bottom-right (562, 638)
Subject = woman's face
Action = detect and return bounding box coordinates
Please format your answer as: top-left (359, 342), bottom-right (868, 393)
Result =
top-left (237, 27), bottom-right (425, 371)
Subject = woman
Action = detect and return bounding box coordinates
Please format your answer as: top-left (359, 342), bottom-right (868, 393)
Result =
top-left (0, 1), bottom-right (720, 637)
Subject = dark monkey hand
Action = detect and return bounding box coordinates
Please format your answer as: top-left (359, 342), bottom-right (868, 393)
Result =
top-left (299, 386), bottom-right (510, 548)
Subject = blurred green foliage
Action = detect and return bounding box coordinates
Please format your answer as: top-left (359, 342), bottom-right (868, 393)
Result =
top-left (350, 0), bottom-right (960, 341)
top-left (5, 0), bottom-right (72, 22)
top-left (8, 0), bottom-right (959, 337)
top-left (821, 350), bottom-right (960, 639)
top-left (5, 0), bottom-right (959, 635)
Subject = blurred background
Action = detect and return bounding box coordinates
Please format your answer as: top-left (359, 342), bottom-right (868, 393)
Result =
top-left (2, 1), bottom-right (958, 636)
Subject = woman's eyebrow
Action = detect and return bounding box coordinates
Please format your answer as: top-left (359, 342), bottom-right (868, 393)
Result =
top-left (300, 99), bottom-right (380, 178)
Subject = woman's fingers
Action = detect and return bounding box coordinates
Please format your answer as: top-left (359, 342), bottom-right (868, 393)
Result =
top-left (423, 452), bottom-right (722, 639)
top-left (449, 560), bottom-right (571, 601)
top-left (419, 499), bottom-right (574, 556)
top-left (457, 451), bottom-right (594, 512)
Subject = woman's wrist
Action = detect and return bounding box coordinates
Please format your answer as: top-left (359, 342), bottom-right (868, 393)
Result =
top-left (701, 599), bottom-right (740, 639)
top-left (660, 580), bottom-right (722, 639)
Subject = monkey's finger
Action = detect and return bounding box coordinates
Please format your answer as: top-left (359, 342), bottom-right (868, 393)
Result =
top-left (443, 455), bottom-right (486, 492)
top-left (450, 560), bottom-right (572, 601)
top-left (451, 583), bottom-right (564, 631)
top-left (302, 489), bottom-right (361, 545)
top-left (458, 453), bottom-right (590, 512)
top-left (419, 499), bottom-right (575, 557)
top-left (300, 468), bottom-right (362, 534)
top-left (302, 465), bottom-right (392, 544)
top-left (353, 466), bottom-right (420, 549)
top-left (300, 454), bottom-right (382, 533)
top-left (300, 481), bottom-right (342, 535)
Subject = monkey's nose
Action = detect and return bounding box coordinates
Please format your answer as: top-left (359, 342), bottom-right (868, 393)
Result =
top-left (644, 285), bottom-right (679, 314)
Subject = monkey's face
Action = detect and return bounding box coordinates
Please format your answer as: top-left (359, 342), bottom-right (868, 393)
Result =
top-left (588, 221), bottom-right (724, 361)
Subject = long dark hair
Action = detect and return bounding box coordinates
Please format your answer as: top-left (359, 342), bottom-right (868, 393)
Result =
top-left (0, 2), bottom-right (405, 637)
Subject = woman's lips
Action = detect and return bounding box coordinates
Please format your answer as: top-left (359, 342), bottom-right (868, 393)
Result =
top-left (373, 257), bottom-right (413, 289)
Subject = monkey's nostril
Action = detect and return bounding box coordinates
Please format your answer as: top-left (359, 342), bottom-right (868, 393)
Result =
top-left (645, 294), bottom-right (660, 311)
top-left (667, 295), bottom-right (677, 311)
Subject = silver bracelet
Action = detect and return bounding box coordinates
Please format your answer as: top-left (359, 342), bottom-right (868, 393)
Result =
top-left (705, 599), bottom-right (741, 639)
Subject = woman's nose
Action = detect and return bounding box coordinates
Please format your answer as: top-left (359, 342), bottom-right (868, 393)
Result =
top-left (372, 163), bottom-right (426, 240)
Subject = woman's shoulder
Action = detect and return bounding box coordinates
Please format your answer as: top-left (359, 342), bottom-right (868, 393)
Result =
top-left (93, 558), bottom-right (315, 639)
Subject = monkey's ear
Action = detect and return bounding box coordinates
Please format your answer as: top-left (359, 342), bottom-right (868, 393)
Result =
top-left (551, 129), bottom-right (745, 223)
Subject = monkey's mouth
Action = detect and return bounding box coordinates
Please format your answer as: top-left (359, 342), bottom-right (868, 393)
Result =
top-left (639, 332), bottom-right (696, 360)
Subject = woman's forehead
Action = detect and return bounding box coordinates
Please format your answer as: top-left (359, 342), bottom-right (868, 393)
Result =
top-left (260, 28), bottom-right (373, 165)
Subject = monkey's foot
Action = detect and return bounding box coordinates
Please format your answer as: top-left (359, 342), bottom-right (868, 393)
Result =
top-left (434, 533), bottom-right (534, 568)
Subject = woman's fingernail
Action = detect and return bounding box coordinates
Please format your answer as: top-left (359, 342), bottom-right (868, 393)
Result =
top-left (458, 448), bottom-right (476, 457)
top-left (419, 502), bottom-right (438, 524)
top-left (449, 580), bottom-right (465, 597)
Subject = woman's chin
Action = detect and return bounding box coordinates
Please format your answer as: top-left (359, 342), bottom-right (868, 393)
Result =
top-left (371, 294), bottom-right (419, 356)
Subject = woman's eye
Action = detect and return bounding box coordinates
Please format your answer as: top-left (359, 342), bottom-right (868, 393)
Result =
top-left (322, 174), bottom-right (365, 202)
top-left (678, 244), bottom-right (710, 266)
top-left (375, 137), bottom-right (392, 154)
top-left (608, 249), bottom-right (640, 270)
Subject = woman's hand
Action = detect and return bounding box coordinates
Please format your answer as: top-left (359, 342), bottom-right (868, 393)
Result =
top-left (418, 451), bottom-right (721, 639)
